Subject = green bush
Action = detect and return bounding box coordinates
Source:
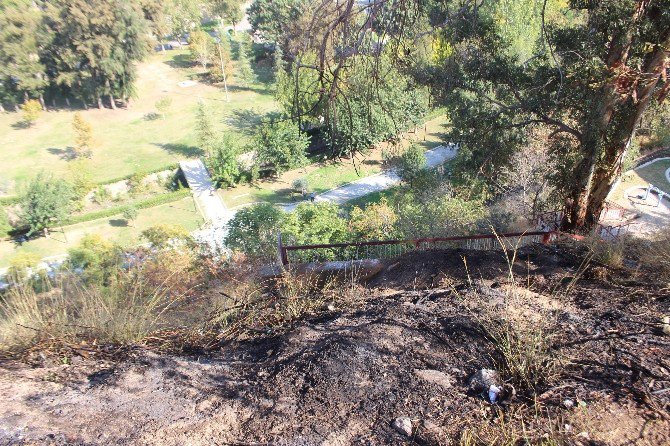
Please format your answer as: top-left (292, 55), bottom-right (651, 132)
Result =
top-left (224, 203), bottom-right (284, 259)
top-left (67, 234), bottom-right (124, 284)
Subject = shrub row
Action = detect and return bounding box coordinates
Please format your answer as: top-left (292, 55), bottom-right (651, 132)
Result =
top-left (2, 189), bottom-right (192, 239)
top-left (61, 189), bottom-right (191, 226)
top-left (0, 163), bottom-right (181, 207)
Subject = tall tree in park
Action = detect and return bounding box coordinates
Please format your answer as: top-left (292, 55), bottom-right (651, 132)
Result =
top-left (72, 112), bottom-right (94, 157)
top-left (189, 30), bottom-right (215, 71)
top-left (210, 0), bottom-right (244, 34)
top-left (208, 133), bottom-right (240, 187)
top-left (139, 0), bottom-right (173, 51)
top-left (235, 37), bottom-right (256, 87)
top-left (195, 101), bottom-right (217, 151)
top-left (0, 1), bottom-right (49, 110)
top-left (254, 118), bottom-right (310, 175)
top-left (19, 172), bottom-right (75, 236)
top-left (418, 0), bottom-right (670, 229)
top-left (211, 29), bottom-right (233, 100)
top-left (42, 0), bottom-right (149, 109)
top-left (166, 0), bottom-right (202, 46)
top-left (248, 0), bottom-right (307, 43)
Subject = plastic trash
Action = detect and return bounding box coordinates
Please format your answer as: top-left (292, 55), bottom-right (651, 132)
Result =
top-left (488, 384), bottom-right (501, 404)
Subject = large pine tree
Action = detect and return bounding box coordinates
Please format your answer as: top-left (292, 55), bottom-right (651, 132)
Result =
top-left (42, 0), bottom-right (149, 109)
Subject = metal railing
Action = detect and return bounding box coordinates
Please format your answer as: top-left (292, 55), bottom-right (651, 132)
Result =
top-left (277, 231), bottom-right (556, 266)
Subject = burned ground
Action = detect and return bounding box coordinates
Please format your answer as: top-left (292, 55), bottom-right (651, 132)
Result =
top-left (0, 244), bottom-right (668, 445)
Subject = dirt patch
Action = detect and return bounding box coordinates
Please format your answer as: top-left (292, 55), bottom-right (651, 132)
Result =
top-left (0, 246), bottom-right (668, 445)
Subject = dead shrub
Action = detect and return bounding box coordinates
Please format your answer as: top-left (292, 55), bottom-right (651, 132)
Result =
top-left (640, 237), bottom-right (670, 282)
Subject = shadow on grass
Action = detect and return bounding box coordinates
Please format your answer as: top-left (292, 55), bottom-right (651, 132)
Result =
top-left (153, 142), bottom-right (204, 157)
top-left (47, 147), bottom-right (77, 161)
top-left (11, 121), bottom-right (31, 130)
top-left (226, 109), bottom-right (265, 135)
top-left (164, 53), bottom-right (194, 69)
top-left (109, 219), bottom-right (128, 227)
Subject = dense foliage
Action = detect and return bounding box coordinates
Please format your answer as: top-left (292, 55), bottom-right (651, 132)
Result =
top-left (19, 172), bottom-right (75, 235)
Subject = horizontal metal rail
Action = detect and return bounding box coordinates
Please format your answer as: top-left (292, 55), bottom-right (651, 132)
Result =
top-left (278, 231), bottom-right (556, 266)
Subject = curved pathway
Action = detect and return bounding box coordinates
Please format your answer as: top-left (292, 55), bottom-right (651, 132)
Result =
top-left (280, 144), bottom-right (458, 211)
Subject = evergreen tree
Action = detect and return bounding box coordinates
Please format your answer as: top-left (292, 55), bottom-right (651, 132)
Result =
top-left (42, 0), bottom-right (149, 109)
top-left (195, 101), bottom-right (217, 151)
top-left (0, 2), bottom-right (49, 109)
top-left (208, 134), bottom-right (240, 187)
top-left (72, 112), bottom-right (94, 157)
top-left (235, 37), bottom-right (255, 87)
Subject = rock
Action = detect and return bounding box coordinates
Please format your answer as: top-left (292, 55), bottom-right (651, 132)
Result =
top-left (392, 416), bottom-right (413, 437)
top-left (468, 369), bottom-right (501, 394)
top-left (414, 369), bottom-right (454, 388)
top-left (662, 316), bottom-right (670, 336)
top-left (563, 399), bottom-right (575, 409)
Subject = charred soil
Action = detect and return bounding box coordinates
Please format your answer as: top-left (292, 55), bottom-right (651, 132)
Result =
top-left (1, 244), bottom-right (669, 445)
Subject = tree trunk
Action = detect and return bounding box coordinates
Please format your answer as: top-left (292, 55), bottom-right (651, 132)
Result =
top-left (97, 96), bottom-right (103, 109)
top-left (218, 43), bottom-right (230, 102)
top-left (563, 26), bottom-right (670, 231)
top-left (65, 97), bottom-right (71, 107)
top-left (51, 98), bottom-right (57, 108)
top-left (39, 94), bottom-right (47, 111)
top-left (14, 104), bottom-right (20, 112)
top-left (0, 103), bottom-right (5, 113)
top-left (109, 94), bottom-right (116, 110)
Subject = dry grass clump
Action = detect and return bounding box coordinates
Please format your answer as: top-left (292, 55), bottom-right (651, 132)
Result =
top-left (472, 285), bottom-right (562, 392)
top-left (0, 272), bottom-right (187, 354)
top-left (640, 237), bottom-right (670, 282)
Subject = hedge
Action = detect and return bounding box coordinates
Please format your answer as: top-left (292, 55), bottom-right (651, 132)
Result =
top-left (61, 189), bottom-right (191, 226)
top-left (1, 189), bottom-right (192, 239)
top-left (0, 163), bottom-right (181, 207)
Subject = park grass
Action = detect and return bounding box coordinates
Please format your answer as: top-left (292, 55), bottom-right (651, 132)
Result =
top-left (219, 114), bottom-right (450, 208)
top-left (0, 197), bottom-right (203, 268)
top-left (0, 48), bottom-right (278, 195)
top-left (608, 158), bottom-right (670, 203)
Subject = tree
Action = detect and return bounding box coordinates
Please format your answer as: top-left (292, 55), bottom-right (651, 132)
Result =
top-left (416, 0), bottom-right (670, 229)
top-left (72, 112), bottom-right (94, 157)
top-left (67, 234), bottom-right (123, 284)
top-left (395, 145), bottom-right (426, 185)
top-left (19, 172), bottom-right (75, 236)
top-left (167, 0), bottom-right (202, 47)
top-left (208, 134), bottom-right (240, 187)
top-left (189, 29), bottom-right (215, 71)
top-left (348, 198), bottom-right (398, 240)
top-left (235, 37), bottom-right (255, 87)
top-left (0, 2), bottom-right (49, 110)
top-left (224, 203), bottom-right (284, 259)
top-left (21, 99), bottom-right (42, 126)
top-left (195, 101), bottom-right (217, 151)
top-left (248, 0), bottom-right (307, 43)
top-left (42, 0), bottom-right (149, 109)
top-left (7, 252), bottom-right (41, 285)
top-left (211, 0), bottom-right (244, 33)
top-left (280, 202), bottom-right (348, 260)
top-left (122, 205), bottom-right (139, 227)
top-left (155, 96), bottom-right (172, 119)
top-left (254, 118), bottom-right (310, 175)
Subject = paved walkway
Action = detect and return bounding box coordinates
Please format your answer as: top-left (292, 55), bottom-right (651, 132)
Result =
top-left (179, 159), bottom-right (235, 252)
top-left (280, 144), bottom-right (458, 211)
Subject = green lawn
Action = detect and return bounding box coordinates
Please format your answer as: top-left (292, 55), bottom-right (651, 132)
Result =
top-left (0, 49), bottom-right (278, 194)
top-left (609, 158), bottom-right (670, 203)
top-left (0, 197), bottom-right (203, 267)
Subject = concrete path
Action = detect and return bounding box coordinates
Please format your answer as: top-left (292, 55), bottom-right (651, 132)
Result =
top-left (179, 159), bottom-right (235, 252)
top-left (280, 144), bottom-right (458, 211)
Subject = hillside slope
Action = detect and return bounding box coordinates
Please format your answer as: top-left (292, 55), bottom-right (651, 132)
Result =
top-left (0, 245), bottom-right (669, 445)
